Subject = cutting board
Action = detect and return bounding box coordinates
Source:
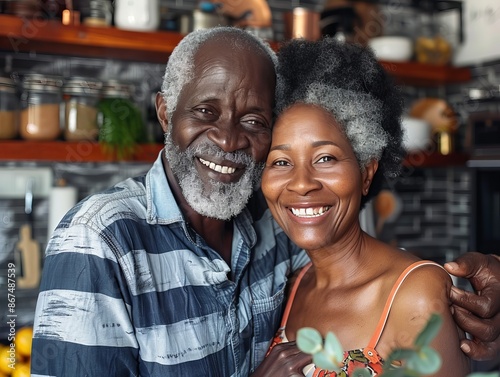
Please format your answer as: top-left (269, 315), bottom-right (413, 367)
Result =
top-left (16, 223), bottom-right (41, 289)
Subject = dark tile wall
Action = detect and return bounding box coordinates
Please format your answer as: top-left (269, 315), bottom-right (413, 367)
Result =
top-left (390, 58), bottom-right (500, 263)
top-left (385, 166), bottom-right (472, 263)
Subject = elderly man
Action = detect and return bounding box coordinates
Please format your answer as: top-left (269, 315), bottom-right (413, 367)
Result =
top-left (32, 27), bottom-right (499, 377)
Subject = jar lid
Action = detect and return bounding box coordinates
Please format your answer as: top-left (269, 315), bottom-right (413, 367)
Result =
top-left (0, 77), bottom-right (17, 92)
top-left (101, 80), bottom-right (134, 99)
top-left (22, 74), bottom-right (63, 92)
top-left (63, 77), bottom-right (103, 95)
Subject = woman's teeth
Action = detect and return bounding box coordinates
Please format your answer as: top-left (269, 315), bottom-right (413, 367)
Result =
top-left (199, 158), bottom-right (236, 174)
top-left (290, 206), bottom-right (331, 218)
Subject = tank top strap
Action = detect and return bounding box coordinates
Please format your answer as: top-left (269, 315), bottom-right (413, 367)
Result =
top-left (279, 262), bottom-right (313, 328)
top-left (366, 260), bottom-right (445, 349)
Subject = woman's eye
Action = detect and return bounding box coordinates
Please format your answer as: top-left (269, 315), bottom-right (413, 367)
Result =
top-left (273, 160), bottom-right (290, 167)
top-left (317, 156), bottom-right (335, 163)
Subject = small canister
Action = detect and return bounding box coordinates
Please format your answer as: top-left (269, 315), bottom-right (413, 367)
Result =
top-left (0, 76), bottom-right (19, 140)
top-left (63, 77), bottom-right (102, 141)
top-left (100, 80), bottom-right (134, 100)
top-left (20, 74), bottom-right (63, 141)
top-left (98, 80), bottom-right (145, 159)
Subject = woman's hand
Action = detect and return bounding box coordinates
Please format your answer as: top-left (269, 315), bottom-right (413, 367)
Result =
top-left (444, 252), bottom-right (500, 361)
top-left (251, 342), bottom-right (312, 377)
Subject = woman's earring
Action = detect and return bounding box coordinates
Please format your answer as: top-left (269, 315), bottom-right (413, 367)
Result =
top-left (364, 180), bottom-right (370, 195)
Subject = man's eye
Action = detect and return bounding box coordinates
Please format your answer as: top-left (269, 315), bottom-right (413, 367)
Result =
top-left (243, 118), bottom-right (269, 129)
top-left (196, 108), bottom-right (213, 115)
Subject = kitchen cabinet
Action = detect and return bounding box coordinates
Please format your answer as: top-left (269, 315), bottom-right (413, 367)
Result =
top-left (0, 14), bottom-right (472, 165)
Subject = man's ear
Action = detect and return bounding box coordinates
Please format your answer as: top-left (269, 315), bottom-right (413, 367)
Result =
top-left (155, 92), bottom-right (169, 133)
top-left (362, 159), bottom-right (379, 196)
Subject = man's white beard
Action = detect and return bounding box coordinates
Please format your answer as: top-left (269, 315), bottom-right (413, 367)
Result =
top-left (164, 131), bottom-right (264, 220)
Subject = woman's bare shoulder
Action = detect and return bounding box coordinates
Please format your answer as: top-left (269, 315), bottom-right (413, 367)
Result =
top-left (388, 261), bottom-right (452, 322)
top-left (386, 262), bottom-right (470, 376)
top-left (383, 262), bottom-right (456, 348)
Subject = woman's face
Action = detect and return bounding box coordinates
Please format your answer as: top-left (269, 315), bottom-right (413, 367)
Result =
top-left (262, 103), bottom-right (374, 251)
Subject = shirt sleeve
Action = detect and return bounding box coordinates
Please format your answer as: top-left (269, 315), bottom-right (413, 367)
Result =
top-left (31, 219), bottom-right (139, 377)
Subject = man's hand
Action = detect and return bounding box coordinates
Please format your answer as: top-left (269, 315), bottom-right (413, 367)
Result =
top-left (250, 342), bottom-right (312, 377)
top-left (444, 252), bottom-right (500, 361)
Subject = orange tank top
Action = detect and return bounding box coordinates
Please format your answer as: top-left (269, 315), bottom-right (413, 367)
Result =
top-left (266, 260), bottom-right (444, 377)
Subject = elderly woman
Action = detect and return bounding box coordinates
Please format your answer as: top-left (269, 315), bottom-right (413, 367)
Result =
top-left (254, 38), bottom-right (471, 376)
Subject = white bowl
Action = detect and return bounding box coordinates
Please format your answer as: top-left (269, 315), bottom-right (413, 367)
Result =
top-left (368, 36), bottom-right (413, 62)
top-left (401, 117), bottom-right (432, 152)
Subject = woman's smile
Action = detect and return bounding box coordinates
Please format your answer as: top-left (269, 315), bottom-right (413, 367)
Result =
top-left (289, 205), bottom-right (332, 218)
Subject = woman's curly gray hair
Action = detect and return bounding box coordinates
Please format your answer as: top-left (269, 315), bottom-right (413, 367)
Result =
top-left (275, 38), bottom-right (405, 206)
top-left (161, 26), bottom-right (278, 124)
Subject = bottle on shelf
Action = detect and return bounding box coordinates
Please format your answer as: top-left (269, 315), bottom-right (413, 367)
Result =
top-left (97, 80), bottom-right (145, 159)
top-left (63, 77), bottom-right (102, 141)
top-left (20, 74), bottom-right (63, 141)
top-left (0, 76), bottom-right (20, 140)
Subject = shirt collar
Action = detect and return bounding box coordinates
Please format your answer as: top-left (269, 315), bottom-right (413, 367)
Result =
top-left (146, 150), bottom-right (184, 225)
top-left (145, 150), bottom-right (257, 249)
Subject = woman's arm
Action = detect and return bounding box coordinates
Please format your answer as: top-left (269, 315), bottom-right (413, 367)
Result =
top-left (388, 265), bottom-right (471, 377)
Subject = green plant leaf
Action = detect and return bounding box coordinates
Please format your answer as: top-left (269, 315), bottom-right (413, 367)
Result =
top-left (414, 313), bottom-right (443, 348)
top-left (323, 331), bottom-right (344, 364)
top-left (406, 345), bottom-right (441, 374)
top-left (296, 327), bottom-right (323, 355)
top-left (97, 97), bottom-right (145, 160)
top-left (351, 367), bottom-right (373, 377)
top-left (312, 349), bottom-right (341, 372)
top-left (378, 369), bottom-right (407, 377)
top-left (384, 348), bottom-right (416, 369)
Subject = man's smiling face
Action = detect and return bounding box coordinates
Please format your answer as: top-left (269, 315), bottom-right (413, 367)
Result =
top-left (163, 38), bottom-right (276, 220)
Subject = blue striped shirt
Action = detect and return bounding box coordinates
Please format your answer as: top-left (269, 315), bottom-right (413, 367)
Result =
top-left (32, 153), bottom-right (309, 377)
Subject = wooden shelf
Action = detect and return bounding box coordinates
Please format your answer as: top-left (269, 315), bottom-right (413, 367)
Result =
top-left (0, 140), bottom-right (468, 167)
top-left (0, 141), bottom-right (163, 163)
top-left (0, 14), bottom-right (472, 164)
top-left (0, 14), bottom-right (470, 85)
top-left (403, 152), bottom-right (469, 168)
top-left (0, 14), bottom-right (184, 63)
top-left (379, 60), bottom-right (471, 87)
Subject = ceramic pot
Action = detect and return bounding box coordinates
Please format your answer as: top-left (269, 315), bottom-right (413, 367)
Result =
top-left (114, 0), bottom-right (160, 31)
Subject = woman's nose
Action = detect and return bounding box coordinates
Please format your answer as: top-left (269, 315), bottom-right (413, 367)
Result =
top-left (286, 164), bottom-right (322, 195)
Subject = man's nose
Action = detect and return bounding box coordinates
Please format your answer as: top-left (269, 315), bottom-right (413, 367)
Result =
top-left (207, 121), bottom-right (249, 152)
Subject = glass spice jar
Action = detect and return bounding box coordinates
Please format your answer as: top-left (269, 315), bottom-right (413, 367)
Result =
top-left (20, 74), bottom-right (63, 141)
top-left (0, 76), bottom-right (20, 140)
top-left (98, 80), bottom-right (145, 159)
top-left (63, 77), bottom-right (102, 141)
